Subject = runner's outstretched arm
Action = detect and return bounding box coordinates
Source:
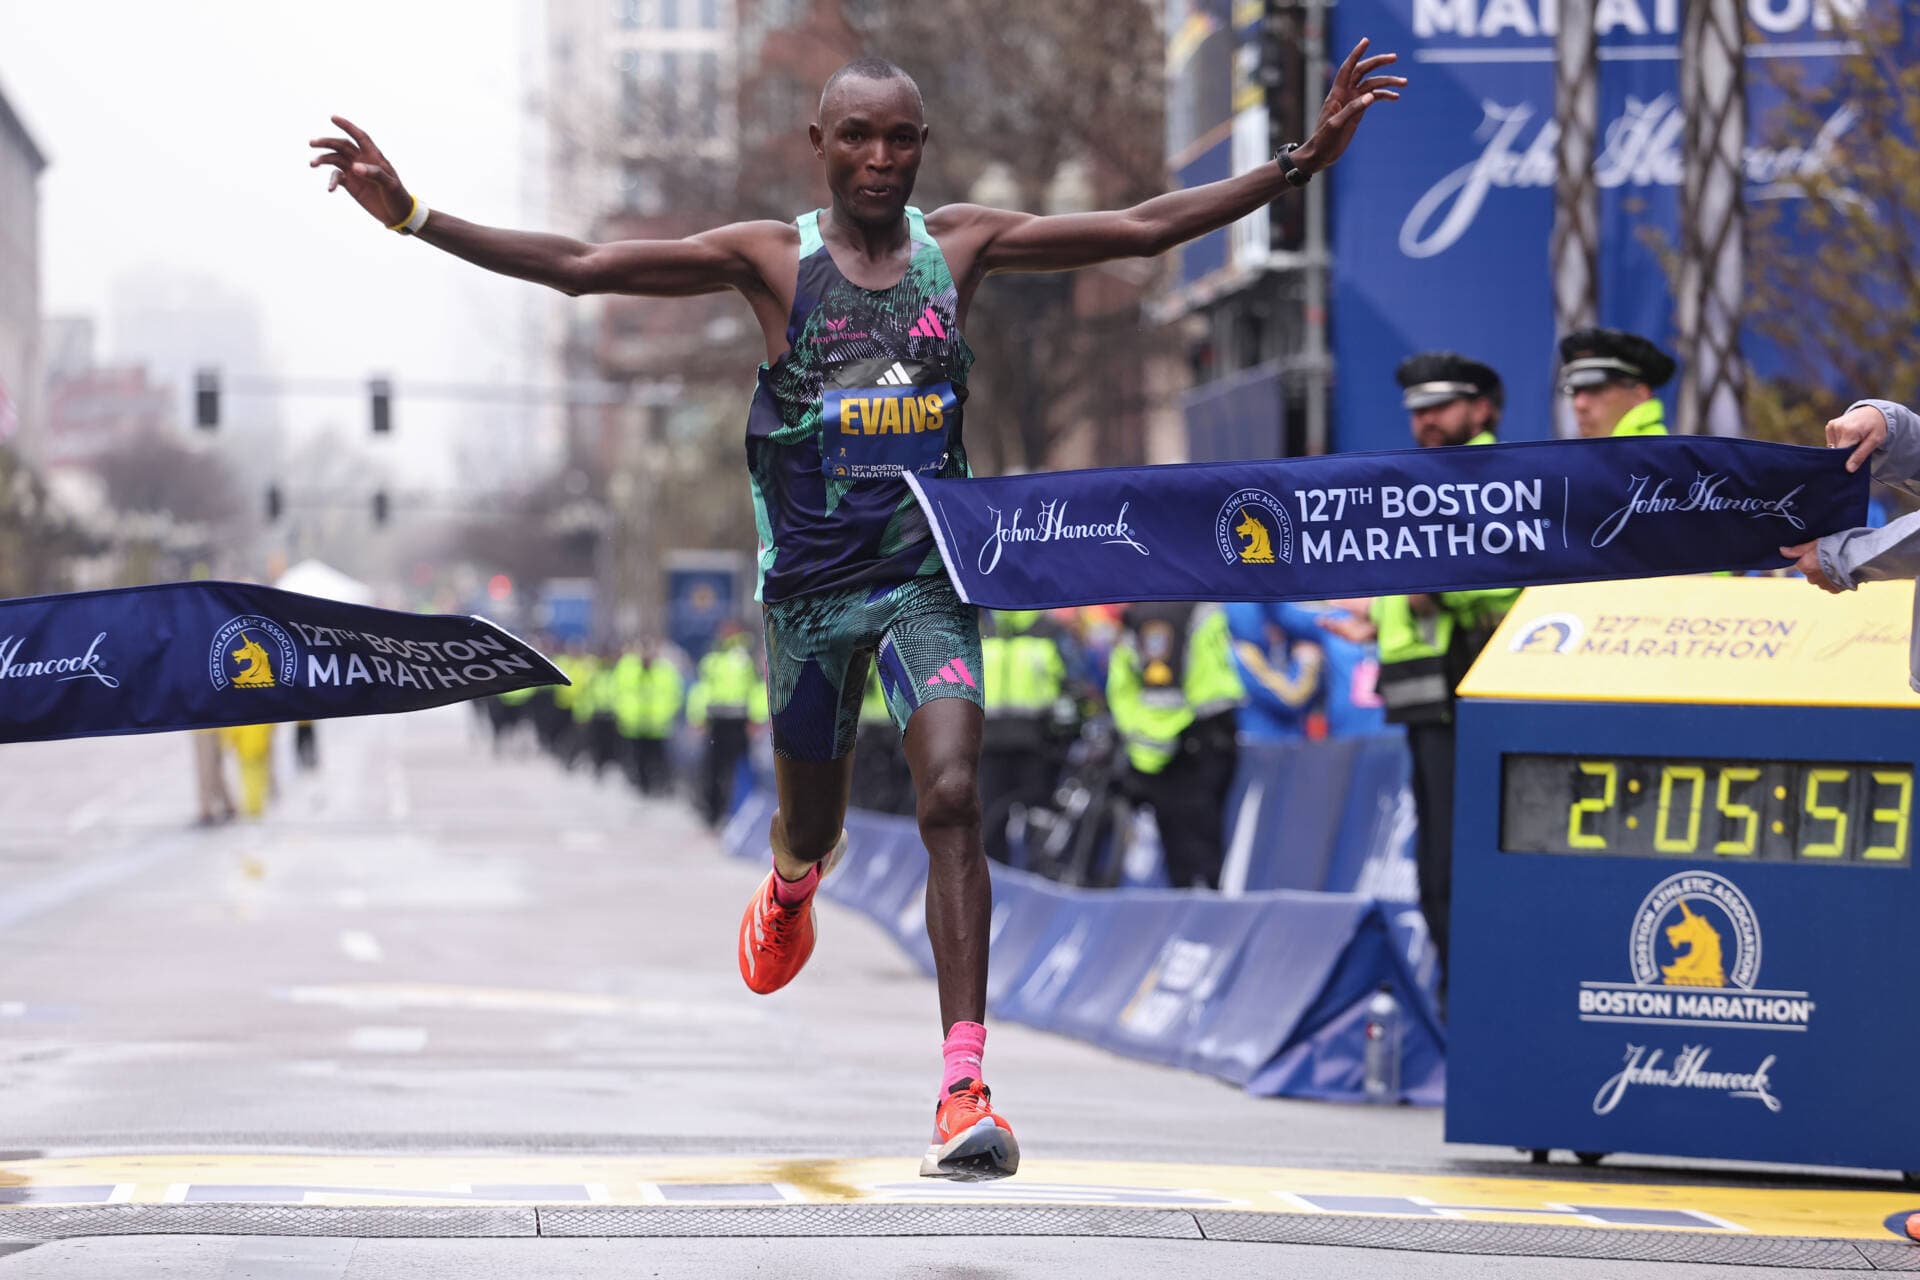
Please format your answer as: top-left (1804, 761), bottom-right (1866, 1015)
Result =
top-left (935, 37), bottom-right (1404, 275)
top-left (308, 116), bottom-right (778, 297)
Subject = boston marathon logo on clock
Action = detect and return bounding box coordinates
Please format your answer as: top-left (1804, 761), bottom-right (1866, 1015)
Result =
top-left (1575, 870), bottom-right (1812, 1032)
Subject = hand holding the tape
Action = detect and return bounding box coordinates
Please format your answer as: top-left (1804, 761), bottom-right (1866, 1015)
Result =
top-left (1826, 404), bottom-right (1888, 474)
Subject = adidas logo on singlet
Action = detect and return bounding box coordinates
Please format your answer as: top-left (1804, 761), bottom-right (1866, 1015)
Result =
top-left (875, 362), bottom-right (914, 387)
top-left (908, 307), bottom-right (948, 340)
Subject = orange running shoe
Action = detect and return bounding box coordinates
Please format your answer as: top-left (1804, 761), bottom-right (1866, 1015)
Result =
top-left (1906, 1212), bottom-right (1920, 1243)
top-left (737, 835), bottom-right (845, 995)
top-left (920, 1078), bottom-right (1020, 1181)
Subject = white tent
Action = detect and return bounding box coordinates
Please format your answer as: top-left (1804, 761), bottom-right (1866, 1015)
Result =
top-left (274, 559), bottom-right (375, 607)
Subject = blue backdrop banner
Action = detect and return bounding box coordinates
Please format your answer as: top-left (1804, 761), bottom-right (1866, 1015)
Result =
top-left (910, 436), bottom-right (1864, 609)
top-left (0, 581), bottom-right (565, 745)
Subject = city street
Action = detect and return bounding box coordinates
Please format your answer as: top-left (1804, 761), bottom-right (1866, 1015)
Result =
top-left (0, 708), bottom-right (1915, 1278)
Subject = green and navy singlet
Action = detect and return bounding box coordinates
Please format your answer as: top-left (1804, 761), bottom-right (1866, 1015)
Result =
top-left (745, 207), bottom-right (975, 604)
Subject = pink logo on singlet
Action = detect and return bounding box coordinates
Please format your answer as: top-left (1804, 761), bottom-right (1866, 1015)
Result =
top-left (811, 315), bottom-right (871, 344)
top-left (908, 307), bottom-right (947, 340)
top-left (924, 658), bottom-right (977, 689)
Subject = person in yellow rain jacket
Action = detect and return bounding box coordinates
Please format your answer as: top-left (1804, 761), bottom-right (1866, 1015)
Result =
top-left (688, 623), bottom-right (764, 828)
top-left (1559, 327), bottom-right (1675, 440)
top-left (1106, 603), bottom-right (1245, 889)
top-left (220, 723), bottom-right (276, 818)
top-left (978, 610), bottom-right (1068, 864)
top-left (612, 637), bottom-right (685, 796)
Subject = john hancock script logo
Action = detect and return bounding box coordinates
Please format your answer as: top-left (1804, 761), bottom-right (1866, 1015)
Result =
top-left (0, 633), bottom-right (120, 689)
top-left (976, 500), bottom-right (1150, 576)
top-left (1591, 473), bottom-right (1807, 549)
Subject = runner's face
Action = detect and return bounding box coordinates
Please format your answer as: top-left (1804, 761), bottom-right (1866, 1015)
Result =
top-left (812, 77), bottom-right (926, 228)
top-left (1408, 397), bottom-right (1484, 448)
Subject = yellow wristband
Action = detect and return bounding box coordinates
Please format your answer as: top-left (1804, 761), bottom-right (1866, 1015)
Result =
top-left (385, 195), bottom-right (420, 233)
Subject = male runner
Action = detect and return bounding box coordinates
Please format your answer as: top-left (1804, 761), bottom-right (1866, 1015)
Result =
top-left (310, 43), bottom-right (1402, 1180)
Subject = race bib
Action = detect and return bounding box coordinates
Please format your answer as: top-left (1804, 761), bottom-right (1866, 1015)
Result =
top-left (821, 358), bottom-right (958, 480)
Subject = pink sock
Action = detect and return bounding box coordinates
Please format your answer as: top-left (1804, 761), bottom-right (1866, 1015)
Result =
top-left (769, 862), bottom-right (820, 908)
top-left (942, 1021), bottom-right (987, 1094)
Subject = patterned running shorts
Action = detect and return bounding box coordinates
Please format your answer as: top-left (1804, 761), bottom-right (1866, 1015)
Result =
top-left (762, 573), bottom-right (984, 762)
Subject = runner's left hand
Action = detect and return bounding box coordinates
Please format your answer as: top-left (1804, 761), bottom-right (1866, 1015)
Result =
top-left (1292, 38), bottom-right (1405, 174)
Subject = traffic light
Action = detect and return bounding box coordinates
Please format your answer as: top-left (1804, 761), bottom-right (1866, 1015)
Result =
top-left (194, 368), bottom-right (220, 430)
top-left (369, 376), bottom-right (392, 434)
top-left (372, 490), bottom-right (390, 526)
top-left (265, 484), bottom-right (283, 523)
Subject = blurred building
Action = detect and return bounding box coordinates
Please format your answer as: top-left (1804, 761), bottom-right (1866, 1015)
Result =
top-left (0, 75), bottom-right (46, 452)
top-left (41, 347), bottom-right (177, 468)
top-left (1156, 0), bottom-right (1322, 462)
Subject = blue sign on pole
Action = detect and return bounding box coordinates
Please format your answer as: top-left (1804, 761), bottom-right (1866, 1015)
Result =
top-left (1327, 0), bottom-right (1888, 453)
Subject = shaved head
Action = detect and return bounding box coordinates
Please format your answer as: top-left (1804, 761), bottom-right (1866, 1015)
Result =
top-left (818, 57), bottom-right (923, 125)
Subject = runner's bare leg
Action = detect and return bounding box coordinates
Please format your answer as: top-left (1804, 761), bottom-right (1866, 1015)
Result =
top-left (903, 698), bottom-right (990, 1031)
top-left (770, 754), bottom-right (856, 877)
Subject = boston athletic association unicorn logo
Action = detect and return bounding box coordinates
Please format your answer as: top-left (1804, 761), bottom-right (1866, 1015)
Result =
top-left (1234, 508), bottom-right (1276, 564)
top-left (1659, 899), bottom-right (1726, 988)
top-left (228, 633), bottom-right (278, 688)
top-left (209, 615), bottom-right (299, 693)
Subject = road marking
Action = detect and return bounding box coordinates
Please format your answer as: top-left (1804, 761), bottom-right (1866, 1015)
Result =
top-left (337, 930), bottom-right (384, 963)
top-left (0, 833), bottom-right (198, 933)
top-left (275, 982), bottom-right (761, 1024)
top-left (347, 1027), bottom-right (427, 1053)
top-left (0, 1155), bottom-right (1910, 1241)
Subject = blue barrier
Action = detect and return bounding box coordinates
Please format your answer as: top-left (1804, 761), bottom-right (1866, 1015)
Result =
top-left (725, 787), bottom-right (1444, 1104)
top-left (1220, 733), bottom-right (1417, 901)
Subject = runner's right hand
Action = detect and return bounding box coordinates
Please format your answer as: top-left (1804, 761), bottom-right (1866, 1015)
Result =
top-left (308, 116), bottom-right (415, 228)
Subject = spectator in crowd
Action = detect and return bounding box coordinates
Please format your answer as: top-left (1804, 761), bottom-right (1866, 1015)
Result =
top-left (1559, 328), bottom-right (1674, 438)
top-left (191, 728), bottom-right (235, 827)
top-left (1107, 602), bottom-right (1246, 889)
top-left (688, 622), bottom-right (765, 828)
top-left (1283, 599), bottom-right (1389, 738)
top-left (977, 609), bottom-right (1070, 863)
top-left (1225, 601), bottom-right (1322, 743)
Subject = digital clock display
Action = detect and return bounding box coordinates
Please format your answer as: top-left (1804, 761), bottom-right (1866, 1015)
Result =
top-left (1501, 754), bottom-right (1912, 865)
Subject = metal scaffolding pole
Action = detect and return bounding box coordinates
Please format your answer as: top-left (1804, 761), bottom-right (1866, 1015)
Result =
top-left (1678, 0), bottom-right (1748, 437)
top-left (1550, 0), bottom-right (1600, 438)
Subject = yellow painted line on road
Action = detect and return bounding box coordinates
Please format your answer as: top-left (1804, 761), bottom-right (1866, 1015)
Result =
top-left (1, 1155), bottom-right (1914, 1241)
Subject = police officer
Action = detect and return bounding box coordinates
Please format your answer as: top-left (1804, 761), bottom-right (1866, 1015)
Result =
top-left (978, 609), bottom-right (1069, 864)
top-left (1558, 327), bottom-right (1675, 439)
top-left (688, 623), bottom-right (762, 828)
top-left (612, 636), bottom-right (684, 796)
top-left (1107, 602), bottom-right (1246, 889)
top-left (1370, 352), bottom-right (1519, 990)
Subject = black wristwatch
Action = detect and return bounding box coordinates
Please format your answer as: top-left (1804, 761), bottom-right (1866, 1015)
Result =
top-left (1274, 143), bottom-right (1313, 188)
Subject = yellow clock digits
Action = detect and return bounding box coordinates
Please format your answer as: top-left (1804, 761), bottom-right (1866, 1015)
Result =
top-left (1654, 765), bottom-right (1705, 854)
top-left (1801, 768), bottom-right (1850, 859)
top-left (1864, 770), bottom-right (1913, 862)
top-left (1713, 766), bottom-right (1761, 856)
top-left (1568, 761), bottom-right (1617, 850)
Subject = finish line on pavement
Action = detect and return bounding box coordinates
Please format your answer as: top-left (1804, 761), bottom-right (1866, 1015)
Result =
top-left (1, 1155), bottom-right (1914, 1242)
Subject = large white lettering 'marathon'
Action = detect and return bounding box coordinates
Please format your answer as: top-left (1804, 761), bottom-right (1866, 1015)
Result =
top-left (1412, 0), bottom-right (1864, 39)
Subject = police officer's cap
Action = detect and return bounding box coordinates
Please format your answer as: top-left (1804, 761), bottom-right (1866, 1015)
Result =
top-left (1558, 328), bottom-right (1677, 391)
top-left (1395, 352), bottom-right (1504, 411)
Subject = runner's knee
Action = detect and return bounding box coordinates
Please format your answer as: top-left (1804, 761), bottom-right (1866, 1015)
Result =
top-left (915, 767), bottom-right (981, 835)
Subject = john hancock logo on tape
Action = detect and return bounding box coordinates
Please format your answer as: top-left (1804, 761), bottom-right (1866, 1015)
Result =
top-left (1214, 489), bottom-right (1294, 567)
top-left (210, 615), bottom-right (299, 692)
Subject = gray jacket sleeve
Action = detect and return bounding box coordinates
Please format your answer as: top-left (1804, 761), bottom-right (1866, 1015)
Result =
top-left (1854, 399), bottom-right (1920, 498)
top-left (1819, 507), bottom-right (1920, 589)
